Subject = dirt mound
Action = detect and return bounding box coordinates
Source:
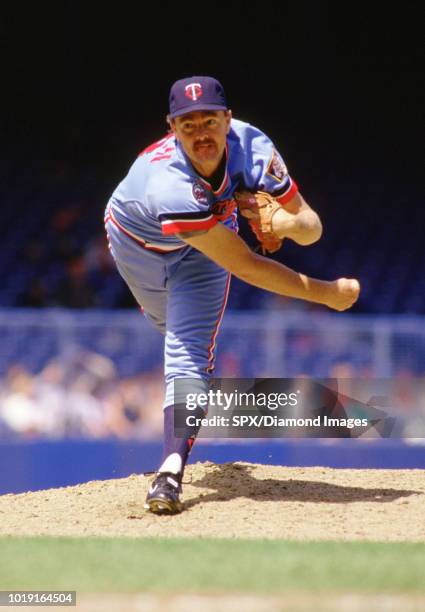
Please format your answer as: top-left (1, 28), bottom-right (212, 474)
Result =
top-left (0, 462), bottom-right (424, 541)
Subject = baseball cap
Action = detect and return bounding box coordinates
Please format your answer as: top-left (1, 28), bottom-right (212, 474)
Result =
top-left (168, 76), bottom-right (228, 119)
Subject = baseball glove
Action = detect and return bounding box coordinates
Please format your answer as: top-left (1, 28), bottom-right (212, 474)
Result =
top-left (234, 190), bottom-right (283, 254)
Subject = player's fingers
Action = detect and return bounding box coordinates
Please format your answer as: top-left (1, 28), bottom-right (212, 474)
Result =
top-left (329, 278), bottom-right (361, 311)
top-left (339, 278), bottom-right (361, 296)
top-left (345, 278), bottom-right (360, 299)
top-left (343, 280), bottom-right (360, 307)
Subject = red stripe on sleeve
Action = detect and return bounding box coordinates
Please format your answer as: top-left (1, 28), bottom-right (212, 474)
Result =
top-left (275, 180), bottom-right (298, 206)
top-left (161, 216), bottom-right (218, 235)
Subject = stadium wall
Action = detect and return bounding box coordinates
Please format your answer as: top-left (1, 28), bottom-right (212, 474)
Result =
top-left (1, 439), bottom-right (425, 494)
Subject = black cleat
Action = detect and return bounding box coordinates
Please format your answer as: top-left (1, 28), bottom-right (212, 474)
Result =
top-left (144, 471), bottom-right (183, 515)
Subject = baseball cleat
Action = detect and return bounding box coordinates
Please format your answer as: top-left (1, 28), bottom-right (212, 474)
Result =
top-left (144, 471), bottom-right (183, 514)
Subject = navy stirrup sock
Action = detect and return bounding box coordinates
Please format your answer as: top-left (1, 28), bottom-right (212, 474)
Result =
top-left (159, 404), bottom-right (205, 475)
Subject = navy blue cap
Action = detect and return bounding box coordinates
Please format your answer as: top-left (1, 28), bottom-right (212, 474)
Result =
top-left (168, 76), bottom-right (228, 119)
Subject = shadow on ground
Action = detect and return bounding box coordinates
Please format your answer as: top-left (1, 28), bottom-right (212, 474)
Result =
top-left (184, 463), bottom-right (422, 509)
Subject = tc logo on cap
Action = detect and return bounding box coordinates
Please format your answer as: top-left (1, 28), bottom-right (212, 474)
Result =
top-left (185, 83), bottom-right (203, 101)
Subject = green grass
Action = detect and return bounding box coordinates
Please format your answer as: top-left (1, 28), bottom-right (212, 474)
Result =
top-left (0, 538), bottom-right (424, 594)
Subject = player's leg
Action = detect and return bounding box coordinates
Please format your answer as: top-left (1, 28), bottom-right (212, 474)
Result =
top-left (145, 249), bottom-right (230, 513)
top-left (107, 222), bottom-right (229, 513)
top-left (105, 219), bottom-right (168, 332)
top-left (108, 221), bottom-right (192, 514)
top-left (159, 247), bottom-right (231, 476)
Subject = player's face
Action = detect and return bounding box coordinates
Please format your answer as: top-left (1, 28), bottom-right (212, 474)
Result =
top-left (171, 110), bottom-right (232, 175)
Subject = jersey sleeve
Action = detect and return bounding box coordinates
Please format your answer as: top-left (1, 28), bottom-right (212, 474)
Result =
top-left (147, 176), bottom-right (218, 236)
top-left (241, 124), bottom-right (299, 206)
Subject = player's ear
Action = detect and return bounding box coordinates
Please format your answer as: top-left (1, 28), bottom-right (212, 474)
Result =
top-left (224, 110), bottom-right (232, 134)
top-left (166, 115), bottom-right (177, 136)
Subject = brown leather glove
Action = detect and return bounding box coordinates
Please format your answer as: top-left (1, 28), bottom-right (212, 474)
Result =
top-left (234, 190), bottom-right (283, 254)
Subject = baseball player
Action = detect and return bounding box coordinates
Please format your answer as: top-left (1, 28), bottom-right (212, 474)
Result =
top-left (105, 76), bottom-right (360, 514)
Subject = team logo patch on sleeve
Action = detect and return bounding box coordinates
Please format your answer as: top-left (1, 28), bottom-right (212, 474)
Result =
top-left (267, 149), bottom-right (288, 182)
top-left (192, 180), bottom-right (209, 205)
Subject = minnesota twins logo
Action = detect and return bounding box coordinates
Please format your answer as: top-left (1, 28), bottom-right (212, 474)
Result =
top-left (192, 180), bottom-right (209, 204)
top-left (267, 149), bottom-right (288, 182)
top-left (185, 83), bottom-right (203, 101)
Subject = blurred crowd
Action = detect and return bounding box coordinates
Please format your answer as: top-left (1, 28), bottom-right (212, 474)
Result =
top-left (0, 351), bottom-right (164, 439)
top-left (0, 349), bottom-right (423, 440)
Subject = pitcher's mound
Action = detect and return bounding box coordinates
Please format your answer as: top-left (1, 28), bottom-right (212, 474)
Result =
top-left (0, 462), bottom-right (424, 541)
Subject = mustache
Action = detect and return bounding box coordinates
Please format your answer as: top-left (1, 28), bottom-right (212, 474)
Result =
top-left (194, 139), bottom-right (216, 147)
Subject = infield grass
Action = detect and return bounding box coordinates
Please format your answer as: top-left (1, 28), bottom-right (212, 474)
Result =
top-left (1, 538), bottom-right (424, 594)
